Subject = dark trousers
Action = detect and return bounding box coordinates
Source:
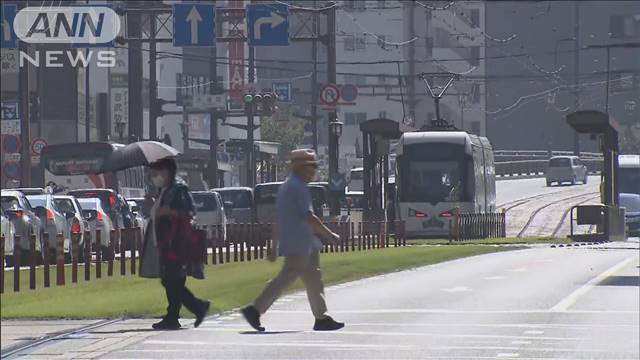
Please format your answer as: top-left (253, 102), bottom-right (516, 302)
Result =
top-left (161, 262), bottom-right (205, 322)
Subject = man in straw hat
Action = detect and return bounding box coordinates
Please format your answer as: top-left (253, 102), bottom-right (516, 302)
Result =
top-left (242, 149), bottom-right (344, 332)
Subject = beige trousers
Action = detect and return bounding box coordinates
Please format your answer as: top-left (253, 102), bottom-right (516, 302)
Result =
top-left (253, 251), bottom-right (328, 319)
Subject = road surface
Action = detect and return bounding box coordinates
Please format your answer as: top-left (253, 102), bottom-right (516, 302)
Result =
top-left (8, 240), bottom-right (638, 359)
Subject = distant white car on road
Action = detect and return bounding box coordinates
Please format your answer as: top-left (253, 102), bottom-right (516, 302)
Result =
top-left (192, 191), bottom-right (227, 244)
top-left (546, 156), bottom-right (588, 186)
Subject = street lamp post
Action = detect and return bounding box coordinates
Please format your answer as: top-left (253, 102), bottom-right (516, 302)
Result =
top-left (328, 120), bottom-right (343, 217)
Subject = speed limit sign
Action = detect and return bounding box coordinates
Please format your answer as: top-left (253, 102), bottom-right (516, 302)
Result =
top-left (31, 138), bottom-right (47, 155)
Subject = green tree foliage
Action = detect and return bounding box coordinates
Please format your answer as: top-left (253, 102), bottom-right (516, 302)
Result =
top-left (260, 117), bottom-right (305, 175)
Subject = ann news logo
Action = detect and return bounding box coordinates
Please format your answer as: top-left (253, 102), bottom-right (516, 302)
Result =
top-left (1, 4), bottom-right (120, 68)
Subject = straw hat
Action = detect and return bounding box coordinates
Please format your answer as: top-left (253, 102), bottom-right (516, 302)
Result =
top-left (289, 148), bottom-right (318, 167)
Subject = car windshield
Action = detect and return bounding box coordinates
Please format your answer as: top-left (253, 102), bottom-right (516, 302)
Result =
top-left (26, 196), bottom-right (47, 208)
top-left (54, 198), bottom-right (76, 214)
top-left (217, 190), bottom-right (252, 209)
top-left (192, 193), bottom-right (220, 212)
top-left (1, 196), bottom-right (21, 211)
top-left (549, 158), bottom-right (571, 167)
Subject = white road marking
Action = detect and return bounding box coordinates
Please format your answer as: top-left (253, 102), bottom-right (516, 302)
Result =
top-left (511, 341), bottom-right (532, 345)
top-left (497, 353), bottom-right (520, 358)
top-left (194, 328), bottom-right (579, 341)
top-left (269, 309), bottom-right (639, 314)
top-left (523, 330), bottom-right (544, 335)
top-left (550, 255), bottom-right (638, 312)
top-left (141, 340), bottom-right (412, 349)
top-left (442, 286), bottom-right (471, 292)
top-left (484, 276), bottom-right (506, 280)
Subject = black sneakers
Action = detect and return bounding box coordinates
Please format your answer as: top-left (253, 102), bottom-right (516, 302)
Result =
top-left (152, 318), bottom-right (181, 330)
top-left (241, 305), bottom-right (265, 332)
top-left (194, 300), bottom-right (211, 328)
top-left (313, 316), bottom-right (344, 331)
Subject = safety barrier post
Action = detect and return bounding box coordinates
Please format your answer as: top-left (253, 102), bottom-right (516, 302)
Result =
top-left (254, 223), bottom-right (260, 260)
top-left (232, 224), bottom-right (239, 262)
top-left (56, 233), bottom-right (65, 286)
top-left (219, 225), bottom-right (225, 264)
top-left (240, 224), bottom-right (246, 262)
top-left (13, 235), bottom-right (20, 292)
top-left (210, 226), bottom-right (217, 265)
top-left (357, 222), bottom-right (362, 250)
top-left (108, 230), bottom-right (115, 277)
top-left (29, 234), bottom-right (36, 290)
top-left (40, 234), bottom-right (50, 287)
top-left (95, 230), bottom-right (102, 279)
top-left (202, 226), bottom-right (209, 265)
top-left (120, 229), bottom-right (126, 275)
top-left (130, 229), bottom-right (137, 275)
top-left (402, 221), bottom-right (407, 246)
top-left (341, 222), bottom-right (346, 252)
top-left (247, 223), bottom-right (253, 262)
top-left (385, 222), bottom-right (390, 248)
top-left (350, 222), bottom-right (355, 251)
top-left (71, 233), bottom-right (79, 283)
top-left (0, 236), bottom-right (4, 293)
top-left (84, 231), bottom-right (91, 281)
top-left (227, 224), bottom-right (232, 263)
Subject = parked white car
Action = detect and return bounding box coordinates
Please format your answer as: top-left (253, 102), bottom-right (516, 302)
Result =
top-left (1, 208), bottom-right (15, 260)
top-left (546, 156), bottom-right (588, 186)
top-left (54, 195), bottom-right (89, 256)
top-left (192, 191), bottom-right (227, 244)
top-left (77, 198), bottom-right (116, 255)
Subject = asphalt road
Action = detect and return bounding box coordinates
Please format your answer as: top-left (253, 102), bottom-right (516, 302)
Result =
top-left (12, 241), bottom-right (636, 359)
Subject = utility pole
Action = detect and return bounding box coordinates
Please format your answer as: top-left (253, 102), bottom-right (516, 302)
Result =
top-left (246, 45), bottom-right (256, 188)
top-left (311, 0), bottom-right (319, 152)
top-left (128, 6), bottom-right (143, 143)
top-left (19, 42), bottom-right (31, 187)
top-left (84, 0), bottom-right (90, 142)
top-left (572, 2), bottom-right (580, 155)
top-left (209, 47), bottom-right (219, 188)
top-left (327, 2), bottom-right (339, 216)
top-left (407, 2), bottom-right (416, 125)
top-left (148, 13), bottom-right (158, 140)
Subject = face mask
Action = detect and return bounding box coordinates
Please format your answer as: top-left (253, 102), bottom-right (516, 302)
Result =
top-left (151, 175), bottom-right (166, 188)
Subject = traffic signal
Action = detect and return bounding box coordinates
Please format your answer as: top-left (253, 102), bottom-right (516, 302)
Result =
top-left (242, 92), bottom-right (276, 116)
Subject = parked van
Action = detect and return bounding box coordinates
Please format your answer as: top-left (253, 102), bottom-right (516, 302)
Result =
top-left (213, 187), bottom-right (254, 224)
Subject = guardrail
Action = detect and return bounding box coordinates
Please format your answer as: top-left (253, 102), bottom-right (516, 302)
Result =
top-left (1, 221), bottom-right (406, 293)
top-left (450, 212), bottom-right (506, 241)
top-left (495, 159), bottom-right (603, 178)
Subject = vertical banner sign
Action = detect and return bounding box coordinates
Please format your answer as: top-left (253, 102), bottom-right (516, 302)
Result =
top-left (228, 0), bottom-right (245, 109)
top-left (109, 47), bottom-right (129, 138)
top-left (188, 113), bottom-right (211, 150)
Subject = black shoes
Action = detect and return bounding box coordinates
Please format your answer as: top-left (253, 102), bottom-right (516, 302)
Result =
top-left (152, 318), bottom-right (181, 330)
top-left (241, 305), bottom-right (265, 332)
top-left (313, 316), bottom-right (344, 331)
top-left (194, 300), bottom-right (211, 328)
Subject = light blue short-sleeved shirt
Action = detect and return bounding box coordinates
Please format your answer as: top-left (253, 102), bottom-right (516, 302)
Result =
top-left (276, 175), bottom-right (321, 256)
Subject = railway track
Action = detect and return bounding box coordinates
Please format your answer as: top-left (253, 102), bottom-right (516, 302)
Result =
top-left (516, 192), bottom-right (599, 238)
top-left (497, 189), bottom-right (569, 212)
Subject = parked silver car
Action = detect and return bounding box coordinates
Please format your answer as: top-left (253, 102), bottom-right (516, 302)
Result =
top-left (77, 198), bottom-right (116, 255)
top-left (54, 195), bottom-right (89, 256)
top-left (546, 156), bottom-right (588, 186)
top-left (1, 190), bottom-right (44, 264)
top-left (1, 208), bottom-right (16, 260)
top-left (26, 194), bottom-right (70, 258)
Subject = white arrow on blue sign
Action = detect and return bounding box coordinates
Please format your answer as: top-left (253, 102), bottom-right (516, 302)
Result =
top-left (1, 4), bottom-right (18, 48)
top-left (173, 4), bottom-right (215, 47)
top-left (247, 3), bottom-right (289, 46)
top-left (272, 82), bottom-right (292, 103)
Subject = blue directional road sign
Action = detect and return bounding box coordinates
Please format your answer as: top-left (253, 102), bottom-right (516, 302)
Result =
top-left (247, 3), bottom-right (289, 46)
top-left (272, 82), bottom-right (292, 103)
top-left (1, 4), bottom-right (18, 48)
top-left (173, 4), bottom-right (216, 47)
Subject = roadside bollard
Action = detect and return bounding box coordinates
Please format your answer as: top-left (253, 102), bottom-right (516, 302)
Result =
top-left (218, 225), bottom-right (225, 264)
top-left (239, 224), bottom-right (245, 262)
top-left (246, 224), bottom-right (252, 262)
top-left (95, 229), bottom-right (102, 279)
top-left (131, 229), bottom-right (137, 275)
top-left (29, 234), bottom-right (36, 290)
top-left (1, 236), bottom-right (4, 294)
top-left (84, 231), bottom-right (91, 281)
top-left (211, 226), bottom-right (218, 265)
top-left (108, 230), bottom-right (115, 277)
top-left (233, 225), bottom-right (239, 262)
top-left (43, 233), bottom-right (50, 287)
top-left (56, 233), bottom-right (65, 286)
top-left (13, 235), bottom-right (21, 292)
top-left (385, 222), bottom-right (390, 248)
top-left (71, 233), bottom-right (79, 284)
top-left (226, 225), bottom-right (232, 263)
top-left (350, 222), bottom-right (355, 252)
top-left (120, 229), bottom-right (126, 275)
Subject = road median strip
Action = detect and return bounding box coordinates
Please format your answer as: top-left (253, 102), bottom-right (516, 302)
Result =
top-left (1, 245), bottom-right (518, 319)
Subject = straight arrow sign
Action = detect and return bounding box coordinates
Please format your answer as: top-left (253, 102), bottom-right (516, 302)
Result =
top-left (186, 6), bottom-right (202, 45)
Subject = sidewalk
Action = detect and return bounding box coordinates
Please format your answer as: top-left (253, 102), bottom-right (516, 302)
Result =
top-left (1, 319), bottom-right (103, 353)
